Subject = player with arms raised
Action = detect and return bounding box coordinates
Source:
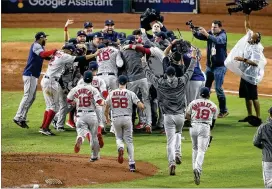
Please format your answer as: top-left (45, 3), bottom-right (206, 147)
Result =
top-left (67, 71), bottom-right (104, 162)
top-left (104, 75), bottom-right (145, 172)
top-left (186, 87), bottom-right (218, 185)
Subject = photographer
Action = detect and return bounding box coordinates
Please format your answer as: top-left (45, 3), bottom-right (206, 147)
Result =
top-left (192, 20), bottom-right (229, 118)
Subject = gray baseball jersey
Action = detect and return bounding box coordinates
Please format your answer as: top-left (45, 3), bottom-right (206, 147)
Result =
top-left (77, 76), bottom-right (107, 93)
top-left (143, 58), bottom-right (197, 114)
top-left (67, 83), bottom-right (102, 112)
top-left (253, 118), bottom-right (272, 162)
top-left (121, 49), bottom-right (145, 82)
top-left (186, 98), bottom-right (218, 125)
top-left (106, 88), bottom-right (140, 118)
top-left (97, 46), bottom-right (123, 75)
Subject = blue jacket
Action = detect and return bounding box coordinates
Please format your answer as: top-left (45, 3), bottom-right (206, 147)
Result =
top-left (193, 29), bottom-right (227, 68)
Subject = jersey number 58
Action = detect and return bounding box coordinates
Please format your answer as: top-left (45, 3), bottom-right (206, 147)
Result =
top-left (112, 98), bottom-right (128, 108)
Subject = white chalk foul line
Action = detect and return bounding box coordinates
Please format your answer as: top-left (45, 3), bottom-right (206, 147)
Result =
top-left (211, 89), bottom-right (272, 97)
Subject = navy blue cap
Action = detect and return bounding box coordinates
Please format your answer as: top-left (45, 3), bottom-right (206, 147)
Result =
top-left (269, 107), bottom-right (272, 114)
top-left (105, 19), bottom-right (115, 25)
top-left (117, 32), bottom-right (126, 40)
top-left (89, 61), bottom-right (98, 71)
top-left (35, 32), bottom-right (48, 39)
top-left (93, 32), bottom-right (104, 39)
top-left (63, 44), bottom-right (76, 53)
top-left (77, 30), bottom-right (87, 37)
top-left (68, 38), bottom-right (77, 45)
top-left (155, 32), bottom-right (167, 40)
top-left (84, 21), bottom-right (93, 28)
top-left (118, 75), bottom-right (128, 85)
top-left (83, 71), bottom-right (93, 83)
top-left (200, 87), bottom-right (210, 98)
top-left (98, 43), bottom-right (106, 49)
top-left (166, 66), bottom-right (176, 76)
top-left (126, 35), bottom-right (135, 42)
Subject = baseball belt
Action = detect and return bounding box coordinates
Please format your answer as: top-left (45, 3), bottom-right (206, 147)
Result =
top-left (44, 75), bottom-right (59, 82)
top-left (113, 115), bottom-right (130, 118)
top-left (97, 72), bottom-right (115, 76)
top-left (77, 110), bottom-right (94, 113)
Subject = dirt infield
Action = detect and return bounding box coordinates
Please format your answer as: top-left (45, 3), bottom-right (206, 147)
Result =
top-left (2, 153), bottom-right (158, 188)
top-left (2, 13), bottom-right (272, 93)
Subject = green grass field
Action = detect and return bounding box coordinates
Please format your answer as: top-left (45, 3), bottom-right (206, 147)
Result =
top-left (2, 28), bottom-right (272, 50)
top-left (2, 91), bottom-right (271, 188)
top-left (2, 28), bottom-right (272, 188)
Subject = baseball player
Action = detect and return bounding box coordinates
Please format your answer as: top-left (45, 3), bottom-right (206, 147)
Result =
top-left (141, 47), bottom-right (198, 175)
top-left (121, 35), bottom-right (152, 133)
top-left (253, 107), bottom-right (272, 188)
top-left (96, 43), bottom-right (124, 91)
top-left (102, 19), bottom-right (119, 43)
top-left (67, 71), bottom-right (104, 162)
top-left (40, 44), bottom-right (100, 136)
top-left (77, 61), bottom-right (108, 148)
top-left (13, 32), bottom-right (57, 128)
top-left (83, 21), bottom-right (94, 42)
top-left (104, 75), bottom-right (145, 172)
top-left (186, 87), bottom-right (218, 185)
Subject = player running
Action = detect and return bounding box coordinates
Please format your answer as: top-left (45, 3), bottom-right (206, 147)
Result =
top-left (67, 71), bottom-right (104, 162)
top-left (104, 75), bottom-right (145, 172)
top-left (186, 87), bottom-right (218, 185)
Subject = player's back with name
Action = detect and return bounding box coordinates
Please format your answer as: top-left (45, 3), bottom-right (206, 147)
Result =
top-left (68, 83), bottom-right (101, 111)
top-left (189, 98), bottom-right (218, 125)
top-left (107, 89), bottom-right (139, 117)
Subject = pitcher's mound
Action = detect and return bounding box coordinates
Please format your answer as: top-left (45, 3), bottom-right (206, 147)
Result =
top-left (2, 153), bottom-right (158, 188)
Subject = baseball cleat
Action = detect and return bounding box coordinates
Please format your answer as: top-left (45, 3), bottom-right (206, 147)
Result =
top-left (175, 156), bottom-right (182, 165)
top-left (52, 119), bottom-right (57, 129)
top-left (129, 164), bottom-right (136, 172)
top-left (97, 133), bottom-right (104, 148)
top-left (74, 137), bottom-right (83, 153)
top-left (218, 112), bottom-right (229, 118)
top-left (56, 127), bottom-right (65, 132)
top-left (90, 157), bottom-right (99, 162)
top-left (39, 128), bottom-right (55, 136)
top-left (145, 125), bottom-right (152, 134)
top-left (66, 120), bottom-right (76, 128)
top-left (135, 123), bottom-right (144, 130)
top-left (169, 164), bottom-right (176, 176)
top-left (193, 169), bottom-right (200, 185)
top-left (13, 119), bottom-right (29, 129)
top-left (208, 136), bottom-right (213, 147)
top-left (118, 147), bottom-right (124, 164)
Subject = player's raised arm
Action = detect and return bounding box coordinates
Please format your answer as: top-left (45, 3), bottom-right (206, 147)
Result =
top-left (64, 19), bottom-right (74, 42)
top-left (245, 14), bottom-right (251, 33)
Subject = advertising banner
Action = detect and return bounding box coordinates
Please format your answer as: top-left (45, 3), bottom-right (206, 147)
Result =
top-left (132, 0), bottom-right (198, 13)
top-left (2, 0), bottom-right (123, 13)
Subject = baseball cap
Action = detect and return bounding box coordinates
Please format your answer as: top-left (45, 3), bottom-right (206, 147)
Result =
top-left (84, 21), bottom-right (93, 28)
top-left (126, 35), bottom-right (136, 42)
top-left (83, 71), bottom-right (93, 83)
top-left (93, 32), bottom-right (104, 39)
top-left (117, 32), bottom-right (126, 40)
top-left (105, 19), bottom-right (114, 25)
top-left (118, 75), bottom-right (128, 85)
top-left (155, 32), bottom-right (167, 40)
top-left (77, 30), bottom-right (87, 37)
top-left (68, 38), bottom-right (77, 45)
top-left (35, 32), bottom-right (49, 40)
top-left (200, 87), bottom-right (210, 98)
top-left (268, 107), bottom-right (272, 114)
top-left (98, 43), bottom-right (106, 49)
top-left (62, 44), bottom-right (76, 53)
top-left (89, 61), bottom-right (98, 71)
top-left (166, 66), bottom-right (176, 77)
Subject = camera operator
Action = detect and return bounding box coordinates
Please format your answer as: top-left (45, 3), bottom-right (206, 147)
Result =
top-left (192, 20), bottom-right (229, 118)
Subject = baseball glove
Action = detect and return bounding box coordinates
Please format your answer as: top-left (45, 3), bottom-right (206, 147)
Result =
top-left (247, 115), bottom-right (262, 127)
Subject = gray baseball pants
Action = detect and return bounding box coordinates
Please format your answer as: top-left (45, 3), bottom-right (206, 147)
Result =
top-left (112, 116), bottom-right (135, 165)
top-left (127, 78), bottom-right (152, 126)
top-left (190, 123), bottom-right (210, 174)
top-left (14, 76), bottom-right (37, 121)
top-left (76, 112), bottom-right (100, 159)
top-left (262, 161), bottom-right (272, 188)
top-left (164, 113), bottom-right (185, 166)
